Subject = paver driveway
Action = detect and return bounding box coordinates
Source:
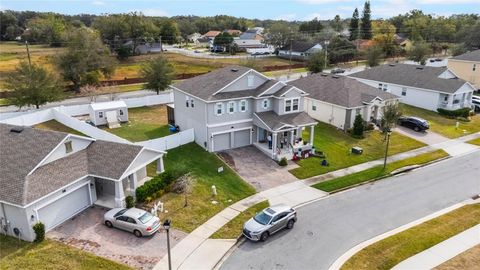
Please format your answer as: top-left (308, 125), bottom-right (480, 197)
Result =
top-left (47, 206), bottom-right (187, 270)
top-left (220, 146), bottom-right (299, 191)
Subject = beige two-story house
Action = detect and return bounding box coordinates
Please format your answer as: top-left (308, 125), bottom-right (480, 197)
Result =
top-left (448, 50), bottom-right (480, 90)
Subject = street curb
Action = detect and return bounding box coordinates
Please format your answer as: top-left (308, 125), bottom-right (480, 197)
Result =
top-left (213, 236), bottom-right (246, 270)
top-left (328, 198), bottom-right (480, 270)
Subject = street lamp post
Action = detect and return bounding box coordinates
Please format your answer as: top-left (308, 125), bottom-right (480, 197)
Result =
top-left (163, 219), bottom-right (172, 270)
top-left (324, 40), bottom-right (330, 70)
top-left (383, 130), bottom-right (392, 170)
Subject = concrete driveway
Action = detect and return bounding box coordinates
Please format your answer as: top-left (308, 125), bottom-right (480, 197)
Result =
top-left (47, 206), bottom-right (187, 270)
top-left (219, 146), bottom-right (299, 191)
top-left (394, 126), bottom-right (449, 145)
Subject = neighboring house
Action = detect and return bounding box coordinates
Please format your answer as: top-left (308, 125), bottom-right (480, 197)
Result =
top-left (447, 50), bottom-right (480, 90)
top-left (352, 39), bottom-right (375, 52)
top-left (278, 41), bottom-right (323, 61)
top-left (239, 29), bottom-right (264, 41)
top-left (123, 40), bottom-right (162, 54)
top-left (170, 66), bottom-right (317, 160)
top-left (349, 64), bottom-right (475, 111)
top-left (196, 37), bottom-right (211, 48)
top-left (203, 30), bottom-right (221, 40)
top-left (394, 34), bottom-right (413, 51)
top-left (235, 29), bottom-right (265, 51)
top-left (289, 73), bottom-right (399, 130)
top-left (0, 124), bottom-right (165, 242)
top-left (89, 100), bottom-right (128, 127)
top-left (225, 29), bottom-right (242, 36)
top-left (187, 32), bottom-right (202, 45)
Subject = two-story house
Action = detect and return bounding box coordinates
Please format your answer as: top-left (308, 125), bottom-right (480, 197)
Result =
top-left (447, 49), bottom-right (480, 90)
top-left (171, 65), bottom-right (317, 160)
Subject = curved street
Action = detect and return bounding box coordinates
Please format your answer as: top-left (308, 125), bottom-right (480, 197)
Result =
top-left (221, 150), bottom-right (480, 270)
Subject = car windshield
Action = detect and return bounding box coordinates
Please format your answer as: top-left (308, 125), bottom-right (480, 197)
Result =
top-left (114, 209), bottom-right (128, 218)
top-left (253, 211), bottom-right (273, 225)
top-left (138, 212), bottom-right (154, 224)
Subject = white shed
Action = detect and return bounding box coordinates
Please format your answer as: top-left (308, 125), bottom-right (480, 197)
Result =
top-left (89, 101), bottom-right (128, 127)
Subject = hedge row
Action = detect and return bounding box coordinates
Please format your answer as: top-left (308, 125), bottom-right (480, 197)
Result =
top-left (136, 168), bottom-right (186, 203)
top-left (437, 107), bottom-right (471, 118)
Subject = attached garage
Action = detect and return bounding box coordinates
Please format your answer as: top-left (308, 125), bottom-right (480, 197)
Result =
top-left (234, 129), bottom-right (251, 148)
top-left (37, 184), bottom-right (92, 231)
top-left (213, 133), bottom-right (231, 152)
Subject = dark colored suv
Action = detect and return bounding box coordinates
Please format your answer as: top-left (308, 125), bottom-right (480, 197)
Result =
top-left (397, 116), bottom-right (429, 132)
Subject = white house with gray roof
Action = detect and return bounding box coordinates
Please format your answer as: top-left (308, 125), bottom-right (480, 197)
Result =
top-left (289, 73), bottom-right (400, 130)
top-left (171, 65), bottom-right (317, 160)
top-left (0, 124), bottom-right (164, 241)
top-left (349, 64), bottom-right (475, 112)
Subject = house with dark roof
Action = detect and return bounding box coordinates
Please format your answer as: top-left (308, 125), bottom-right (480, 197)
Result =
top-left (170, 66), bottom-right (317, 160)
top-left (234, 29), bottom-right (265, 51)
top-left (348, 64), bottom-right (476, 111)
top-left (289, 74), bottom-right (399, 130)
top-left (0, 124), bottom-right (165, 241)
top-left (277, 41), bottom-right (323, 60)
top-left (447, 49), bottom-right (480, 90)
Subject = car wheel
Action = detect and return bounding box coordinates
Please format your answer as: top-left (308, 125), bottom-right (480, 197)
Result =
top-left (105, 221), bottom-right (113, 228)
top-left (260, 232), bottom-right (269, 242)
top-left (134, 230), bottom-right (142, 238)
top-left (287, 219), bottom-right (295, 229)
top-left (414, 126), bottom-right (420, 132)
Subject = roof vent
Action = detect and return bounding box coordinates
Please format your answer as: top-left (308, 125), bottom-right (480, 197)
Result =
top-left (10, 127), bottom-right (24, 133)
top-left (230, 68), bottom-right (239, 72)
top-left (416, 66), bottom-right (424, 70)
top-left (332, 75), bottom-right (340, 79)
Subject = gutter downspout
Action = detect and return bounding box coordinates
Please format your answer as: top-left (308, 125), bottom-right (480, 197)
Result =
top-left (0, 202), bottom-right (8, 236)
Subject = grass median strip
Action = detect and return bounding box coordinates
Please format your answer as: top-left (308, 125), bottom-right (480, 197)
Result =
top-left (313, 149), bottom-right (449, 192)
top-left (0, 235), bottom-right (132, 270)
top-left (341, 203), bottom-right (480, 270)
top-left (211, 201), bottom-right (269, 239)
top-left (466, 137), bottom-right (480, 146)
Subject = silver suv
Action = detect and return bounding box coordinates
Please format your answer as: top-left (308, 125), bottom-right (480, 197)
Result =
top-left (243, 204), bottom-right (297, 242)
top-left (104, 208), bottom-right (161, 237)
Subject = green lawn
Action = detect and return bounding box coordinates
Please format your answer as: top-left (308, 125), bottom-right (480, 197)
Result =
top-left (313, 149), bottom-right (449, 192)
top-left (157, 143), bottom-right (256, 233)
top-left (289, 122), bottom-right (426, 179)
top-left (400, 104), bottom-right (480, 138)
top-left (103, 105), bottom-right (171, 142)
top-left (341, 203), bottom-right (480, 270)
top-left (33, 120), bottom-right (87, 136)
top-left (211, 201), bottom-right (269, 239)
top-left (0, 235), bottom-right (132, 270)
top-left (466, 137), bottom-right (480, 146)
top-left (0, 98), bottom-right (10, 106)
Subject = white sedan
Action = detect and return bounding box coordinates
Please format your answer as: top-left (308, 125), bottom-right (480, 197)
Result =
top-left (104, 207), bottom-right (160, 237)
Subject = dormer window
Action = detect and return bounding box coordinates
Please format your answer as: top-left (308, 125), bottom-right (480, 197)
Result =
top-left (247, 75), bottom-right (254, 88)
top-left (65, 140), bottom-right (73, 153)
top-left (215, 103), bottom-right (224, 116)
top-left (239, 100), bottom-right (247, 112)
top-left (285, 98), bottom-right (299, 112)
top-left (227, 101), bottom-right (236, 114)
top-left (262, 99), bottom-right (269, 109)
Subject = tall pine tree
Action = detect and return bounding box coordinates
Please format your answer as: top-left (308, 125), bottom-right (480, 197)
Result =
top-left (360, 1), bottom-right (372, 39)
top-left (349, 8), bottom-right (360, 41)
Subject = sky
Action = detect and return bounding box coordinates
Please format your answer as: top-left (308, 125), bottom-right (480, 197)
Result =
top-left (1, 0), bottom-right (479, 21)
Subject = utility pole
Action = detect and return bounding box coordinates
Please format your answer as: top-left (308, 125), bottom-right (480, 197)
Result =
top-left (289, 30), bottom-right (294, 74)
top-left (25, 41), bottom-right (32, 67)
top-left (383, 130), bottom-right (392, 169)
top-left (159, 35), bottom-right (163, 53)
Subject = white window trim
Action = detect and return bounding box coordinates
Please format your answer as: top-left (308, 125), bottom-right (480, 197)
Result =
top-left (284, 97), bottom-right (300, 113)
top-left (262, 99), bottom-right (269, 109)
top-left (227, 101), bottom-right (236, 114)
top-left (215, 102), bottom-right (224, 116)
top-left (239, 99), bottom-right (247, 112)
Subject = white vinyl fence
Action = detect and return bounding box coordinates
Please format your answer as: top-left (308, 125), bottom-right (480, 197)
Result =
top-left (136, 128), bottom-right (195, 151)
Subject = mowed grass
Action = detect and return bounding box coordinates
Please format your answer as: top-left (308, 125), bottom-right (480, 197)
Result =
top-left (103, 105), bottom-right (171, 142)
top-left (341, 203), bottom-right (480, 270)
top-left (211, 201), bottom-right (269, 239)
top-left (289, 122), bottom-right (426, 179)
top-left (434, 245), bottom-right (480, 270)
top-left (466, 137), bottom-right (480, 146)
top-left (0, 235), bottom-right (132, 270)
top-left (33, 120), bottom-right (87, 136)
top-left (158, 143), bottom-right (256, 233)
top-left (400, 104), bottom-right (480, 138)
top-left (313, 149), bottom-right (449, 192)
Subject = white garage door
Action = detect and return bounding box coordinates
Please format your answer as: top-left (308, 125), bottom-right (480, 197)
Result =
top-left (213, 133), bottom-right (231, 152)
top-left (234, 129), bottom-right (250, 148)
top-left (37, 184), bottom-right (91, 231)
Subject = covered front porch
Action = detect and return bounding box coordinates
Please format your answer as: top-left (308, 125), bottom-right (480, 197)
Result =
top-left (253, 111), bottom-right (317, 161)
top-left (438, 92), bottom-right (473, 110)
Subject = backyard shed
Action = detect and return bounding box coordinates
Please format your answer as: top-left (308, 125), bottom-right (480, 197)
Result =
top-left (89, 101), bottom-right (128, 127)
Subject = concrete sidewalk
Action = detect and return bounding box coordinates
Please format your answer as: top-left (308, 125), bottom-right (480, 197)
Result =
top-left (393, 224), bottom-right (480, 270)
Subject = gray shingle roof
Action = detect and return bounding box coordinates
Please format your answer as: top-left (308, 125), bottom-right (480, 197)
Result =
top-left (348, 64), bottom-right (468, 94)
top-left (0, 124), bottom-right (144, 206)
top-left (279, 41), bottom-right (319, 52)
top-left (255, 111), bottom-right (317, 131)
top-left (288, 73), bottom-right (398, 107)
top-left (451, 49), bottom-right (480, 62)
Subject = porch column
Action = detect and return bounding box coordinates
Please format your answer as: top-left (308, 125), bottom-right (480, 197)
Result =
top-left (114, 181), bottom-right (125, 207)
top-left (156, 157), bottom-right (165, 174)
top-left (272, 132), bottom-right (278, 159)
top-left (290, 130), bottom-right (295, 146)
top-left (309, 125), bottom-right (315, 146)
top-left (447, 94), bottom-right (454, 109)
top-left (130, 173), bottom-right (138, 197)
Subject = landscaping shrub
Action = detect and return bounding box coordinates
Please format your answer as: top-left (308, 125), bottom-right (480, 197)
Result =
top-left (278, 157), bottom-right (288, 166)
top-left (352, 114), bottom-right (365, 138)
top-left (365, 123), bottom-right (375, 131)
top-left (136, 168), bottom-right (188, 203)
top-left (125, 195), bottom-right (135, 208)
top-left (437, 107), bottom-right (471, 118)
top-left (32, 222), bottom-right (45, 242)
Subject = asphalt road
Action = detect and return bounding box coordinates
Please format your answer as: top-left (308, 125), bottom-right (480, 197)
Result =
top-left (221, 150), bottom-right (480, 270)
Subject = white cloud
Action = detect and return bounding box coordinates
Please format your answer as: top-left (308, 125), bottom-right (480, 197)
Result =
top-left (136, 8), bottom-right (169, 17)
top-left (92, 1), bottom-right (106, 6)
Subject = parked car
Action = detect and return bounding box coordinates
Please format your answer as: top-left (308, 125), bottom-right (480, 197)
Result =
top-left (472, 99), bottom-right (480, 112)
top-left (472, 95), bottom-right (480, 102)
top-left (104, 208), bottom-right (161, 237)
top-left (243, 204), bottom-right (297, 242)
top-left (397, 116), bottom-right (430, 132)
top-left (331, 68), bottom-right (346, 74)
